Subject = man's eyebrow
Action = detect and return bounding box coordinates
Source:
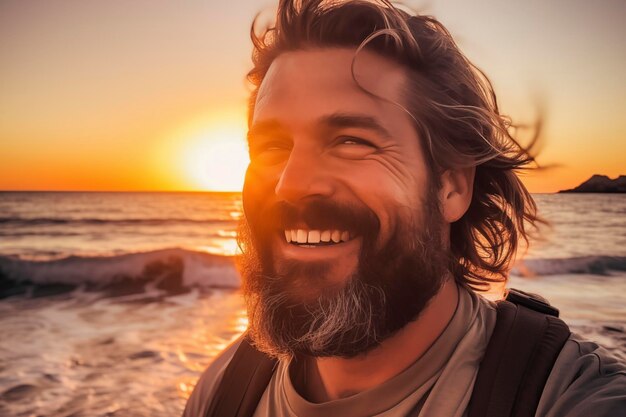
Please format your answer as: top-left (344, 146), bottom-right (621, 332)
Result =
top-left (247, 113), bottom-right (393, 140)
top-left (247, 119), bottom-right (284, 140)
top-left (320, 113), bottom-right (392, 139)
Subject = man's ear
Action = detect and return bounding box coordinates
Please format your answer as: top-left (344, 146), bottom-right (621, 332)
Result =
top-left (438, 167), bottom-right (475, 223)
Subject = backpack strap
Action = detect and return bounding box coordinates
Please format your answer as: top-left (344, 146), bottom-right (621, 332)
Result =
top-left (204, 334), bottom-right (277, 417)
top-left (467, 288), bottom-right (571, 417)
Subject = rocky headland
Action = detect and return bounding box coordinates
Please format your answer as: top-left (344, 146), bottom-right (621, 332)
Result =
top-left (559, 175), bottom-right (626, 193)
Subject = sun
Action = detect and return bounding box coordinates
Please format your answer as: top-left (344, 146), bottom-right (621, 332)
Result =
top-left (177, 122), bottom-right (250, 192)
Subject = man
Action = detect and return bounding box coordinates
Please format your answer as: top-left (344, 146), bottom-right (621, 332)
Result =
top-left (184, 1), bottom-right (625, 416)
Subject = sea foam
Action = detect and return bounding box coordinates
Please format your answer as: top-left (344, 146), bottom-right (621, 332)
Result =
top-left (0, 248), bottom-right (240, 298)
top-left (512, 256), bottom-right (626, 277)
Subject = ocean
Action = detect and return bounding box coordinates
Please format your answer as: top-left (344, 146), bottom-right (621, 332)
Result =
top-left (0, 191), bottom-right (625, 416)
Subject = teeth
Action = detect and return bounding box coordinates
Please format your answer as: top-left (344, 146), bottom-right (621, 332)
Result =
top-left (308, 230), bottom-right (321, 243)
top-left (284, 229), bottom-right (353, 244)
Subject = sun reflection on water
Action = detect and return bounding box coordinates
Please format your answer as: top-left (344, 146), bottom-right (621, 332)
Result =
top-left (173, 291), bottom-right (248, 401)
top-left (192, 238), bottom-right (241, 257)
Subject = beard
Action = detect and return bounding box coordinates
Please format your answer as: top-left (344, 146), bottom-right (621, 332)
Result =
top-left (237, 188), bottom-right (451, 360)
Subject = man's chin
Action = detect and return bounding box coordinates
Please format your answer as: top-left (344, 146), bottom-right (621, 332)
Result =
top-left (272, 258), bottom-right (358, 302)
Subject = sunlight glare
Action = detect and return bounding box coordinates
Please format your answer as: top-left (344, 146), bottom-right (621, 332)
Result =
top-left (178, 122), bottom-right (249, 192)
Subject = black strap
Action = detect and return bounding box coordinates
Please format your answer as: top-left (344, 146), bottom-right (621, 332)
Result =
top-left (505, 287), bottom-right (561, 317)
top-left (467, 289), bottom-right (571, 417)
top-left (204, 334), bottom-right (277, 417)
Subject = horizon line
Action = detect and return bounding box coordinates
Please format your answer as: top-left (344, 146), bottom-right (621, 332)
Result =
top-left (0, 189), bottom-right (243, 194)
top-left (0, 189), bottom-right (564, 195)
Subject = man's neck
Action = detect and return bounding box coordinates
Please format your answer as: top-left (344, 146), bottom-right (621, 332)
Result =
top-left (299, 278), bottom-right (460, 403)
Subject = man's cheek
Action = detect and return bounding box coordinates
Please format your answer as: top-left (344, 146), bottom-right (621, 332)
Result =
top-left (244, 162), bottom-right (283, 193)
top-left (243, 164), bottom-right (272, 209)
top-left (361, 206), bottom-right (394, 253)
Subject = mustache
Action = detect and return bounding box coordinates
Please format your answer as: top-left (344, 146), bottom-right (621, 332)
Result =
top-left (250, 199), bottom-right (381, 238)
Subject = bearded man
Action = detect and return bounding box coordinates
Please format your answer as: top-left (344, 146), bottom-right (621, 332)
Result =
top-left (183, 1), bottom-right (625, 416)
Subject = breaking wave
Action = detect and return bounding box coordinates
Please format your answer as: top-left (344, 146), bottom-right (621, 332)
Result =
top-left (0, 248), bottom-right (240, 299)
top-left (511, 256), bottom-right (626, 277)
top-left (0, 216), bottom-right (233, 227)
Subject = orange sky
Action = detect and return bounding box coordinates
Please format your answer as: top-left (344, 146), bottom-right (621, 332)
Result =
top-left (1, 0), bottom-right (624, 193)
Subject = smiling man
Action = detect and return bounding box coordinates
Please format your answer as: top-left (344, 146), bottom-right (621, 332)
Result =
top-left (183, 1), bottom-right (625, 416)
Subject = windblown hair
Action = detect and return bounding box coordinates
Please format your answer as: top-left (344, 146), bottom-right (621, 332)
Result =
top-left (246, 0), bottom-right (543, 289)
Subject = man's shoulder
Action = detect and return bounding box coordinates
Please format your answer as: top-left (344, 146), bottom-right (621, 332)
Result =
top-left (537, 332), bottom-right (626, 416)
top-left (182, 336), bottom-right (243, 417)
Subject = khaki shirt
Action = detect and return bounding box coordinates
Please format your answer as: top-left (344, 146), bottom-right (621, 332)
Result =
top-left (183, 287), bottom-right (626, 416)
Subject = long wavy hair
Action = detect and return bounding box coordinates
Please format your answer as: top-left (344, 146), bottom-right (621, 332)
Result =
top-left (246, 0), bottom-right (544, 289)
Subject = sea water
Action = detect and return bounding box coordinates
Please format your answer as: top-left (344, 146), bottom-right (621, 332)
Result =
top-left (0, 192), bottom-right (624, 416)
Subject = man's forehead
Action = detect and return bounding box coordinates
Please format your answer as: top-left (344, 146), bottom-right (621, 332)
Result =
top-left (252, 47), bottom-right (409, 128)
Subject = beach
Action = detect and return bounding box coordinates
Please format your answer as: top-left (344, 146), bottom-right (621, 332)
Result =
top-left (0, 192), bottom-right (624, 416)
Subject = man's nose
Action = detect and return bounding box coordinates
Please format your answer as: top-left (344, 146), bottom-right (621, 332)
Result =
top-left (274, 148), bottom-right (335, 203)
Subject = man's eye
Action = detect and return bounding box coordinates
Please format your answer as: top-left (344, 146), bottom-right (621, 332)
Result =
top-left (338, 137), bottom-right (375, 147)
top-left (261, 144), bottom-right (283, 152)
top-left (333, 136), bottom-right (378, 159)
top-left (249, 141), bottom-right (291, 165)
top-left (251, 141), bottom-right (288, 155)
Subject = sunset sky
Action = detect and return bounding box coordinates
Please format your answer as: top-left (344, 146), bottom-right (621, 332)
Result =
top-left (1, 0), bottom-right (624, 193)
